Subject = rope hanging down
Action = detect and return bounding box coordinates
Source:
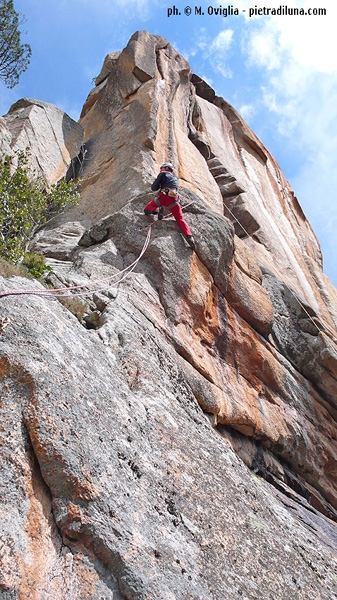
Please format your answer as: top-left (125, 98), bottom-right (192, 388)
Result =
top-left (0, 222), bottom-right (153, 300)
top-left (0, 200), bottom-right (195, 301)
top-left (0, 199), bottom-right (336, 348)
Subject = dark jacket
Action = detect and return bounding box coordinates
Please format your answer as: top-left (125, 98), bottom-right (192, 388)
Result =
top-left (151, 171), bottom-right (178, 192)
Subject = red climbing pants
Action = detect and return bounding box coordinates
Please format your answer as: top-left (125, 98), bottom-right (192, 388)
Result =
top-left (144, 192), bottom-right (192, 237)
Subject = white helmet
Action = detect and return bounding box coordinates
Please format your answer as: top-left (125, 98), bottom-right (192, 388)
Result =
top-left (160, 162), bottom-right (174, 171)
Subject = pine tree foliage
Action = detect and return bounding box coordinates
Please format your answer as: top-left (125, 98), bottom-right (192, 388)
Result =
top-left (0, 0), bottom-right (31, 88)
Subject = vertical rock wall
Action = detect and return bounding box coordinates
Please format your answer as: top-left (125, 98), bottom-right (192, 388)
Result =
top-left (1, 98), bottom-right (83, 185)
top-left (71, 30), bottom-right (337, 516)
top-left (1, 30), bottom-right (337, 600)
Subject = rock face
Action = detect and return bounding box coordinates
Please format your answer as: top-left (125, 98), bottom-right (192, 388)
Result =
top-left (0, 98), bottom-right (83, 185)
top-left (1, 30), bottom-right (337, 599)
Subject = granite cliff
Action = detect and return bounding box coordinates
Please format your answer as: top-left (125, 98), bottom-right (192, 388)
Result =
top-left (0, 30), bottom-right (337, 599)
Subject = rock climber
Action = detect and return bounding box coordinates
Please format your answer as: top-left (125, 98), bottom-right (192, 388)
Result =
top-left (144, 162), bottom-right (195, 249)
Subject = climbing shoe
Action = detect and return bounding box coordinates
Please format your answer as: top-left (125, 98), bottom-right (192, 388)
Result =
top-left (186, 235), bottom-right (195, 250)
top-left (158, 207), bottom-right (164, 220)
top-left (144, 210), bottom-right (158, 216)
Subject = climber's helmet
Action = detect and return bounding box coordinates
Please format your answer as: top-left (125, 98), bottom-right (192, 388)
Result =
top-left (160, 162), bottom-right (174, 172)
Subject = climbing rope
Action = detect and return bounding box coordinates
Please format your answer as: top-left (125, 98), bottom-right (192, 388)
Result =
top-left (0, 200), bottom-right (197, 301)
top-left (0, 222), bottom-right (153, 300)
top-left (0, 197), bottom-right (336, 348)
top-left (0, 199), bottom-right (200, 300)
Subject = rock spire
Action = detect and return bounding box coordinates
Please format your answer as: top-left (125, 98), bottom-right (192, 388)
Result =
top-left (0, 30), bottom-right (337, 599)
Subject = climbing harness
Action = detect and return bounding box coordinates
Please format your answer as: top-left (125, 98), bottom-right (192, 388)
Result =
top-left (0, 197), bottom-right (336, 350)
top-left (0, 201), bottom-right (194, 301)
top-left (154, 190), bottom-right (180, 210)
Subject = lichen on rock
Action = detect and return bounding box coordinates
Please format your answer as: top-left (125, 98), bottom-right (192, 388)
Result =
top-left (1, 30), bottom-right (337, 600)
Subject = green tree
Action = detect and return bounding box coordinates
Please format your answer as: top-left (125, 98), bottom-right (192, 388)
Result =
top-left (0, 0), bottom-right (31, 88)
top-left (0, 150), bottom-right (80, 263)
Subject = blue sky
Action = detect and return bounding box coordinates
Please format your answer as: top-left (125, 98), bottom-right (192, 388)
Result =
top-left (1, 0), bottom-right (336, 287)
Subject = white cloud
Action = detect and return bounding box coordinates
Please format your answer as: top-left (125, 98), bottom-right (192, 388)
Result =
top-left (239, 0), bottom-right (337, 284)
top-left (244, 23), bottom-right (283, 70)
top-left (238, 103), bottom-right (256, 120)
top-left (206, 29), bottom-right (234, 78)
top-left (209, 0), bottom-right (337, 283)
top-left (210, 29), bottom-right (234, 52)
top-left (277, 8), bottom-right (337, 73)
top-left (243, 0), bottom-right (336, 74)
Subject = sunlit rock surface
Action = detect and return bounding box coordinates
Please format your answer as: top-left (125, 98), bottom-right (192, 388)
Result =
top-left (0, 98), bottom-right (83, 185)
top-left (1, 30), bottom-right (337, 599)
